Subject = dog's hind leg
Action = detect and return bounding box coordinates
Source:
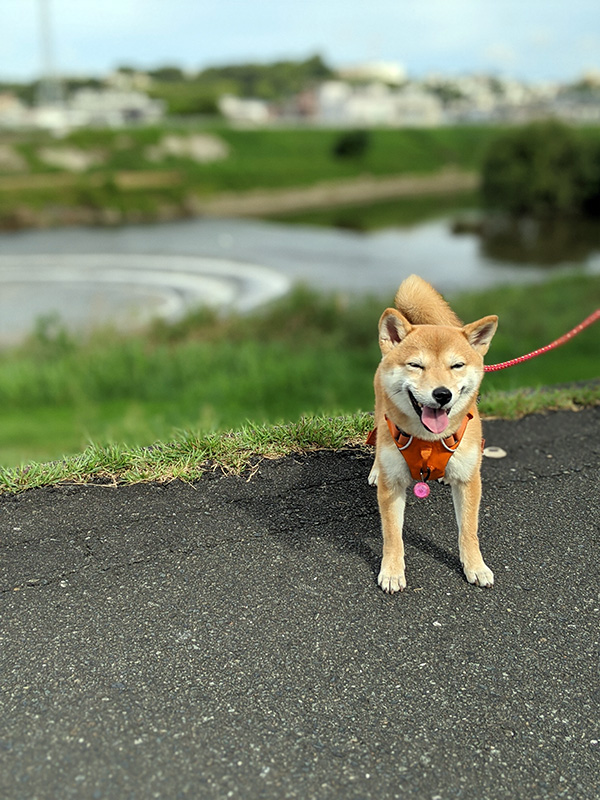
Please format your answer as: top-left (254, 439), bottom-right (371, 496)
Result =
top-left (451, 476), bottom-right (494, 587)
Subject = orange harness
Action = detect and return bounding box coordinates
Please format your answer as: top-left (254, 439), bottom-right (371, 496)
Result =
top-left (366, 411), bottom-right (474, 482)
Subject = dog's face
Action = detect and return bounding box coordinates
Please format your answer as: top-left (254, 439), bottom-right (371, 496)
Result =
top-left (377, 309), bottom-right (497, 437)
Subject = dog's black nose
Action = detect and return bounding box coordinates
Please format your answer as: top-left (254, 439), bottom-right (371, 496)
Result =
top-left (432, 386), bottom-right (452, 407)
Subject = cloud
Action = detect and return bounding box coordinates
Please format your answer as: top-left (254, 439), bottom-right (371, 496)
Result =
top-left (528, 28), bottom-right (555, 49)
top-left (484, 43), bottom-right (518, 71)
top-left (579, 33), bottom-right (600, 54)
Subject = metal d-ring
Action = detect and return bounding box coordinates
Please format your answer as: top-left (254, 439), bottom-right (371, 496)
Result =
top-left (395, 435), bottom-right (413, 451)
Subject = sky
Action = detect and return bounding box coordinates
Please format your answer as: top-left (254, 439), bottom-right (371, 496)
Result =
top-left (1, 0), bottom-right (600, 84)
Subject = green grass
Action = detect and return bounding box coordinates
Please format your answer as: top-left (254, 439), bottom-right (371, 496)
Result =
top-left (4, 121), bottom-right (600, 227)
top-left (0, 413), bottom-right (377, 494)
top-left (266, 190), bottom-right (479, 230)
top-left (452, 276), bottom-right (600, 391)
top-left (0, 125), bottom-right (502, 225)
top-left (0, 274), bottom-right (598, 485)
top-left (1, 385), bottom-right (599, 494)
top-left (191, 126), bottom-right (496, 190)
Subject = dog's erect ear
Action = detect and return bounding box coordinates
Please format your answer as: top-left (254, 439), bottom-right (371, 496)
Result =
top-left (378, 309), bottom-right (412, 355)
top-left (462, 315), bottom-right (498, 356)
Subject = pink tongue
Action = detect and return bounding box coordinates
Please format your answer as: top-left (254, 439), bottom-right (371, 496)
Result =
top-left (421, 406), bottom-right (449, 434)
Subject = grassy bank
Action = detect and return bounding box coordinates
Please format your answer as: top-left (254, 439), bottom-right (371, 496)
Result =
top-left (0, 273), bottom-right (598, 478)
top-left (267, 190), bottom-right (479, 229)
top-left (3, 388), bottom-right (598, 495)
top-left (0, 125), bottom-right (502, 228)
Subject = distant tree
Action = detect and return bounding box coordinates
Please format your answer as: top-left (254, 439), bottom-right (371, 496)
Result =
top-left (148, 66), bottom-right (186, 82)
top-left (427, 83), bottom-right (466, 105)
top-left (198, 54), bottom-right (334, 100)
top-left (1, 81), bottom-right (36, 104)
top-left (481, 120), bottom-right (600, 217)
top-left (64, 77), bottom-right (103, 93)
top-left (562, 78), bottom-right (600, 98)
top-left (332, 130), bottom-right (371, 160)
top-left (580, 138), bottom-right (600, 216)
top-left (147, 82), bottom-right (222, 115)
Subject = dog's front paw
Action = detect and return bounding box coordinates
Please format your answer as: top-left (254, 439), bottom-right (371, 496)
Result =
top-left (368, 464), bottom-right (379, 486)
top-left (378, 567), bottom-right (406, 594)
top-left (463, 562), bottom-right (494, 588)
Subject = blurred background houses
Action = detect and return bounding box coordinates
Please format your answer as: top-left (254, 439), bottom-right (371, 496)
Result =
top-left (2, 57), bottom-right (600, 133)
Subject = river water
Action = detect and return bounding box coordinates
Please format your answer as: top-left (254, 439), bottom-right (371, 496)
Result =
top-left (1, 215), bottom-right (599, 346)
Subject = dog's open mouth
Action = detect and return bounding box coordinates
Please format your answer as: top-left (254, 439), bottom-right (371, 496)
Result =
top-left (408, 390), bottom-right (450, 434)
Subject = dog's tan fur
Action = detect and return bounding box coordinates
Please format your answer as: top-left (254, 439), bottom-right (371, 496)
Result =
top-left (370, 275), bottom-right (498, 592)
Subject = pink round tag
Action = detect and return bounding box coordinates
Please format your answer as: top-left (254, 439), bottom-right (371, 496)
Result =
top-left (414, 482), bottom-right (430, 499)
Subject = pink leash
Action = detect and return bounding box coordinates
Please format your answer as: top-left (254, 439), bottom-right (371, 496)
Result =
top-left (484, 309), bottom-right (600, 372)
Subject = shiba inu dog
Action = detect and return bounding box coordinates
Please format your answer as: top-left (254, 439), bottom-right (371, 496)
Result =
top-left (369, 275), bottom-right (497, 592)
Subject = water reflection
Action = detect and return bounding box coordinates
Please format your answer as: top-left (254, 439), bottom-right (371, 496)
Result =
top-left (453, 214), bottom-right (600, 267)
top-left (275, 193), bottom-right (600, 270)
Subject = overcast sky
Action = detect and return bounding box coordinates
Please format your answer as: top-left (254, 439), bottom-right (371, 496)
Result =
top-left (2, 0), bottom-right (599, 84)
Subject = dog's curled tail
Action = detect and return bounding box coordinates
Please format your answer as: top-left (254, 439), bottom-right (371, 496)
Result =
top-left (394, 274), bottom-right (462, 327)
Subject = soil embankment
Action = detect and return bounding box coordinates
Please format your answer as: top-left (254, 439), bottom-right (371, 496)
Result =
top-left (196, 168), bottom-right (478, 217)
top-left (0, 168), bottom-right (478, 230)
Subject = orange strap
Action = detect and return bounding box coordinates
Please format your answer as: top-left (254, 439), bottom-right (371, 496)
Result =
top-left (366, 411), bottom-right (474, 482)
top-left (365, 427), bottom-right (378, 447)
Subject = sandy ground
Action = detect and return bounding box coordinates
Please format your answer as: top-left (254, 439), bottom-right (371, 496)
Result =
top-left (197, 168), bottom-right (479, 217)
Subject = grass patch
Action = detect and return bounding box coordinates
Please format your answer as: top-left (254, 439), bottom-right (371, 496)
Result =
top-left (266, 190), bottom-right (479, 230)
top-left (0, 273), bottom-right (598, 485)
top-left (452, 275), bottom-right (600, 391)
top-left (0, 124), bottom-right (501, 226)
top-left (479, 382), bottom-right (600, 418)
top-left (3, 122), bottom-right (600, 228)
top-left (0, 413), bottom-right (376, 494)
top-left (1, 386), bottom-right (598, 495)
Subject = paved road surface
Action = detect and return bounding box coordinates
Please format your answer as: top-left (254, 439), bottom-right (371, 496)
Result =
top-left (1, 408), bottom-right (599, 799)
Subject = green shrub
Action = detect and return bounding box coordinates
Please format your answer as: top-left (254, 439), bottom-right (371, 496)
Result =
top-left (332, 129), bottom-right (371, 159)
top-left (580, 137), bottom-right (600, 216)
top-left (481, 120), bottom-right (600, 217)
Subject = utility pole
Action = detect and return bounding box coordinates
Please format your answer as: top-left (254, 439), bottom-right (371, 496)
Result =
top-left (36, 0), bottom-right (63, 106)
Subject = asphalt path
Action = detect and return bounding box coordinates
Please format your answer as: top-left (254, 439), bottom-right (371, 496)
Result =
top-left (1, 407), bottom-right (599, 799)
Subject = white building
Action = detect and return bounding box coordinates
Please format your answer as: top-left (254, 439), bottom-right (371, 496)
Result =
top-left (0, 86), bottom-right (165, 132)
top-left (68, 88), bottom-right (165, 127)
top-left (0, 93), bottom-right (28, 128)
top-left (316, 81), bottom-right (354, 122)
top-left (218, 95), bottom-right (271, 124)
top-left (314, 81), bottom-right (443, 127)
top-left (338, 61), bottom-right (407, 86)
